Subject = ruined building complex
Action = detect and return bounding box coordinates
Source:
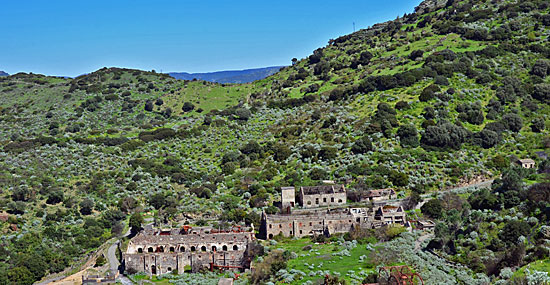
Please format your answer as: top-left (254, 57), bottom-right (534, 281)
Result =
top-left (281, 184), bottom-right (347, 212)
top-left (260, 184), bottom-right (407, 239)
top-left (260, 206), bottom-right (407, 239)
top-left (123, 226), bottom-right (254, 275)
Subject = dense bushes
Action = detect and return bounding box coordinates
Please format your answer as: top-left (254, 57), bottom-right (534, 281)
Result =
top-left (351, 136), bottom-right (373, 153)
top-left (138, 128), bottom-right (176, 142)
top-left (397, 124), bottom-right (419, 148)
top-left (421, 122), bottom-right (469, 150)
top-left (532, 84), bottom-right (550, 102)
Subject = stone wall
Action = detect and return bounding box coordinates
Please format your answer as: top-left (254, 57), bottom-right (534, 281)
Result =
top-left (260, 211), bottom-right (360, 239)
top-left (124, 230), bottom-right (253, 275)
top-left (260, 207), bottom-right (408, 240)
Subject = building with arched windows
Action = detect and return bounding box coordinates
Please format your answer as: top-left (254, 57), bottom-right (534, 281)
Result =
top-left (123, 226), bottom-right (254, 275)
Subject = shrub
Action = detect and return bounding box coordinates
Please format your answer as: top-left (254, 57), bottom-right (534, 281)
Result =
top-left (421, 199), bottom-right (443, 219)
top-left (144, 101), bottom-right (154, 112)
top-left (351, 136), bottom-right (373, 153)
top-left (420, 122), bottom-right (469, 150)
top-left (531, 59), bottom-right (550, 78)
top-left (502, 113), bottom-right (523, 132)
top-left (395, 101), bottom-right (409, 110)
top-left (419, 84), bottom-right (440, 102)
top-left (80, 198), bottom-right (94, 215)
top-left (531, 117), bottom-right (545, 132)
top-left (182, 102), bottom-right (195, 112)
top-left (409, 49), bottom-right (424, 60)
top-left (533, 83), bottom-right (550, 101)
top-left (397, 124), bottom-right (419, 148)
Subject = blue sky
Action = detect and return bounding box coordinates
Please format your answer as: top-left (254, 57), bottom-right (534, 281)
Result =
top-left (0, 0), bottom-right (421, 76)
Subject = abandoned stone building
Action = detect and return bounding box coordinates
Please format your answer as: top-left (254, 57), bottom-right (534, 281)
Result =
top-left (281, 186), bottom-right (296, 212)
top-left (123, 226), bottom-right (254, 275)
top-left (359, 188), bottom-right (396, 202)
top-left (291, 184), bottom-right (347, 208)
top-left (260, 206), bottom-right (407, 239)
top-left (516, 158), bottom-right (536, 169)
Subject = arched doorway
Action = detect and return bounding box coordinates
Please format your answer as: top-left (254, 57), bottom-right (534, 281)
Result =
top-left (222, 245), bottom-right (228, 251)
top-left (212, 246), bottom-right (217, 251)
top-left (151, 265), bottom-right (157, 275)
top-left (180, 246), bottom-right (185, 252)
top-left (148, 247), bottom-right (153, 253)
top-left (233, 245), bottom-right (238, 251)
top-left (201, 246), bottom-right (207, 252)
top-left (138, 248), bottom-right (143, 253)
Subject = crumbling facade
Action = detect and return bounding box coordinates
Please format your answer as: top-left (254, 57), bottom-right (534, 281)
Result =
top-left (362, 188), bottom-right (396, 202)
top-left (260, 206), bottom-right (407, 239)
top-left (298, 185), bottom-right (347, 208)
top-left (281, 186), bottom-right (296, 212)
top-left (123, 227), bottom-right (254, 275)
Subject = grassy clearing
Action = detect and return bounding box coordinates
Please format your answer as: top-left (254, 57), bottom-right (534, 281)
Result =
top-left (514, 258), bottom-right (550, 278)
top-left (269, 237), bottom-right (375, 284)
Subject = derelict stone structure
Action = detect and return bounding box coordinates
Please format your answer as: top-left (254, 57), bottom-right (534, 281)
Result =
top-left (123, 227), bottom-right (254, 275)
top-left (281, 186), bottom-right (296, 213)
top-left (298, 185), bottom-right (347, 208)
top-left (260, 206), bottom-right (407, 239)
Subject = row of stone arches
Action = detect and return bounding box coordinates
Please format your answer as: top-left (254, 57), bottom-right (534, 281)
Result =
top-left (137, 244), bottom-right (240, 253)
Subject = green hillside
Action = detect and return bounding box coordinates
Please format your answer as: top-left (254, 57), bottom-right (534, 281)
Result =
top-left (1, 0), bottom-right (550, 284)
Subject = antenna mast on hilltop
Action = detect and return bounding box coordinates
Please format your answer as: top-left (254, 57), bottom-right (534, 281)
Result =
top-left (353, 22), bottom-right (356, 32)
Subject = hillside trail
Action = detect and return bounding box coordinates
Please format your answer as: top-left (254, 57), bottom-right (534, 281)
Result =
top-left (415, 179), bottom-right (494, 210)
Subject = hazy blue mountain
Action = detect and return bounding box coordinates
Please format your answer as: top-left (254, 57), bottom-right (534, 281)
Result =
top-left (0, 71), bottom-right (9, 77)
top-left (169, 66), bottom-right (284, 83)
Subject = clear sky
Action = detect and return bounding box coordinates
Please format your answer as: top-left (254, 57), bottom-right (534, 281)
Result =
top-left (1, 0), bottom-right (421, 77)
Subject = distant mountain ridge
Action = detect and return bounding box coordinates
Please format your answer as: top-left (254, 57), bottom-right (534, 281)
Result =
top-left (0, 71), bottom-right (8, 77)
top-left (169, 66), bottom-right (284, 83)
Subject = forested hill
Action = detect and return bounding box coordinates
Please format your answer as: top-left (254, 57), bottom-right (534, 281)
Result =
top-left (168, 66), bottom-right (284, 83)
top-left (0, 0), bottom-right (550, 284)
top-left (0, 71), bottom-right (8, 77)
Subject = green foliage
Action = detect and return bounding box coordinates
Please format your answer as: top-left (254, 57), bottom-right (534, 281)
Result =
top-left (421, 199), bottom-right (443, 219)
top-left (351, 136), bottom-right (373, 153)
top-left (95, 255), bottom-right (107, 267)
top-left (421, 122), bottom-right (469, 150)
top-left (182, 101), bottom-right (195, 112)
top-left (397, 124), bottom-right (419, 148)
top-left (129, 212), bottom-right (144, 234)
top-left (499, 220), bottom-right (530, 246)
